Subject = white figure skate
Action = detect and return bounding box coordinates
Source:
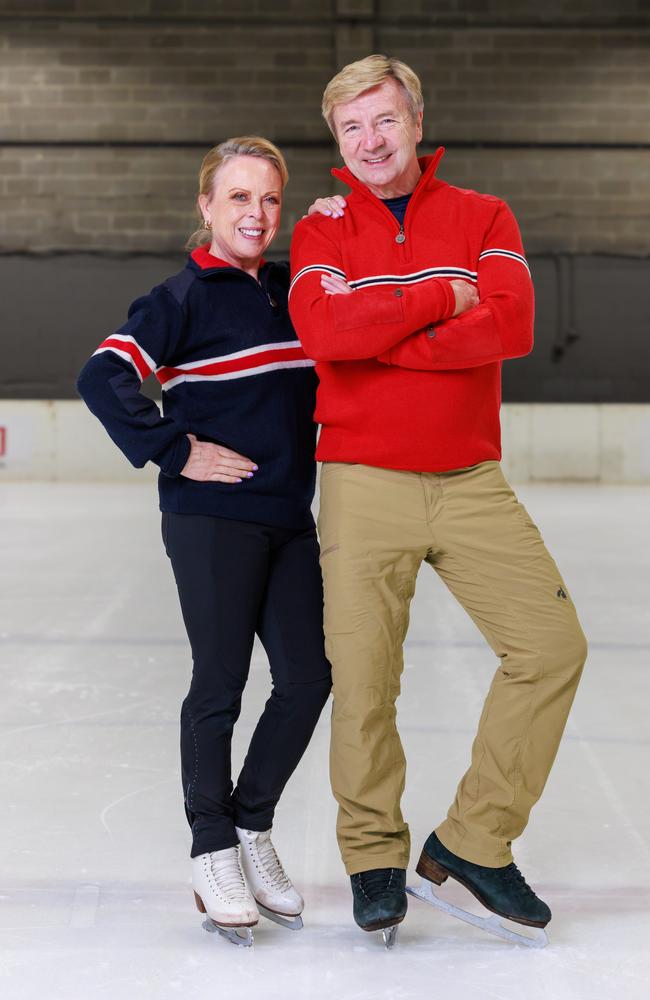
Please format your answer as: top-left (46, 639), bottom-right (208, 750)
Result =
top-left (192, 846), bottom-right (259, 947)
top-left (236, 827), bottom-right (304, 931)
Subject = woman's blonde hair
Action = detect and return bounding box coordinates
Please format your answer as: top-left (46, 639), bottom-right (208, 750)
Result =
top-left (186, 136), bottom-right (289, 249)
top-left (322, 54), bottom-right (423, 137)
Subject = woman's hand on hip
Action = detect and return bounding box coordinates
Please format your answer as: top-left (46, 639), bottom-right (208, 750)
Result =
top-left (181, 434), bottom-right (257, 483)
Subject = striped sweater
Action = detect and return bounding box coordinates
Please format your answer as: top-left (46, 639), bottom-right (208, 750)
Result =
top-left (289, 148), bottom-right (534, 472)
top-left (77, 246), bottom-right (318, 528)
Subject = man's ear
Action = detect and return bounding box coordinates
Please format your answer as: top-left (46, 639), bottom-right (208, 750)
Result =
top-left (415, 110), bottom-right (423, 144)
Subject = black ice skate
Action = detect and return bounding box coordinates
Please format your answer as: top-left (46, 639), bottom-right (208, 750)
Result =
top-left (350, 868), bottom-right (407, 949)
top-left (407, 833), bottom-right (550, 949)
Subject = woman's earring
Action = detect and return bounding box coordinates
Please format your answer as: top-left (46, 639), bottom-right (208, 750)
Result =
top-left (203, 218), bottom-right (211, 230)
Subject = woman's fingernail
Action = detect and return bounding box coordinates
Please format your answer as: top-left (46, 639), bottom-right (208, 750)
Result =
top-left (247, 472), bottom-right (254, 478)
top-left (252, 465), bottom-right (259, 470)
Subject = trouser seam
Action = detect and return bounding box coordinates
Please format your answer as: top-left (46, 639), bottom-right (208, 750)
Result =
top-left (499, 662), bottom-right (545, 842)
top-left (185, 703), bottom-right (199, 817)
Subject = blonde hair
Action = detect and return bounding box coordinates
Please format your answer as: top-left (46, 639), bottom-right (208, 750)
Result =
top-left (322, 54), bottom-right (423, 138)
top-left (186, 136), bottom-right (289, 249)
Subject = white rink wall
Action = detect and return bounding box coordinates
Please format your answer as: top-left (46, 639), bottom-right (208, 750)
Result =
top-left (0, 400), bottom-right (648, 483)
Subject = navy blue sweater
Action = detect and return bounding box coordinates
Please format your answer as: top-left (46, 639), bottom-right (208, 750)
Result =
top-left (77, 245), bottom-right (318, 529)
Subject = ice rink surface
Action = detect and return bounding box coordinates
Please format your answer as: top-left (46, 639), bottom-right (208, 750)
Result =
top-left (1, 482), bottom-right (649, 1000)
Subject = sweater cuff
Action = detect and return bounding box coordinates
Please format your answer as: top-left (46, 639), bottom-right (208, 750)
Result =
top-left (404, 277), bottom-right (456, 329)
top-left (155, 434), bottom-right (191, 478)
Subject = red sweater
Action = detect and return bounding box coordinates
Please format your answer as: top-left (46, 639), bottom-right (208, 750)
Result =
top-left (289, 148), bottom-right (534, 472)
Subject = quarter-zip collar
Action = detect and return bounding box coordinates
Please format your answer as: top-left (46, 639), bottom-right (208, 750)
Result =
top-left (330, 148), bottom-right (446, 256)
top-left (189, 243), bottom-right (268, 277)
top-left (331, 146), bottom-right (446, 210)
top-left (188, 243), bottom-right (283, 312)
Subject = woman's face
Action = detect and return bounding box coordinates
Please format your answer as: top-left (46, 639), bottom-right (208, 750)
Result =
top-left (199, 155), bottom-right (282, 270)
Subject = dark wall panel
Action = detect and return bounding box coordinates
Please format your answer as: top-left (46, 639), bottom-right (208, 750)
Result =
top-left (1, 252), bottom-right (648, 402)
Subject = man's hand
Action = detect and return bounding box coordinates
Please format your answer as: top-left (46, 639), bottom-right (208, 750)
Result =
top-left (320, 273), bottom-right (352, 296)
top-left (305, 195), bottom-right (348, 219)
top-left (181, 433), bottom-right (257, 483)
top-left (320, 274), bottom-right (478, 313)
top-left (450, 279), bottom-right (479, 317)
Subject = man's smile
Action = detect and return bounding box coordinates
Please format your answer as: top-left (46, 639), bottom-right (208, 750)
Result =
top-left (363, 153), bottom-right (392, 164)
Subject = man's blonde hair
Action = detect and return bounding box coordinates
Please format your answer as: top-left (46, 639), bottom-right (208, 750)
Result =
top-left (186, 136), bottom-right (288, 249)
top-left (322, 54), bottom-right (423, 137)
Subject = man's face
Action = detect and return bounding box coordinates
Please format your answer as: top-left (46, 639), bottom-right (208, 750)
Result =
top-left (332, 77), bottom-right (423, 197)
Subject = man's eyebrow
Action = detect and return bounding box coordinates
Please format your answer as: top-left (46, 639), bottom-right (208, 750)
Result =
top-left (339, 109), bottom-right (400, 127)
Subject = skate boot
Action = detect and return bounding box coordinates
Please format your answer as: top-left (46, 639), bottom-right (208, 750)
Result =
top-left (192, 846), bottom-right (259, 947)
top-left (236, 826), bottom-right (304, 930)
top-left (408, 832), bottom-right (550, 948)
top-left (350, 868), bottom-right (407, 949)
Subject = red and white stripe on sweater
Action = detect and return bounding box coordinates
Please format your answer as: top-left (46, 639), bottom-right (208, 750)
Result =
top-left (289, 148), bottom-right (534, 472)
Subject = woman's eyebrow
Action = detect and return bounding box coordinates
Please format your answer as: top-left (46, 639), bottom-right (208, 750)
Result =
top-left (227, 187), bottom-right (280, 195)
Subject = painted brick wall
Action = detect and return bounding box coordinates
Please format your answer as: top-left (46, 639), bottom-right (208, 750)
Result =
top-left (0, 0), bottom-right (648, 403)
top-left (0, 1), bottom-right (648, 255)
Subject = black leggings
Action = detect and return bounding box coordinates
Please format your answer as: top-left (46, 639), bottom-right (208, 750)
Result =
top-left (162, 512), bottom-right (331, 857)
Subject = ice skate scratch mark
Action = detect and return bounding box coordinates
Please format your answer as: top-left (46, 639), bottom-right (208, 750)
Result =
top-left (0, 699), bottom-right (152, 740)
top-left (70, 884), bottom-right (100, 929)
top-left (100, 777), bottom-right (176, 839)
top-left (440, 984), bottom-right (516, 1000)
top-left (572, 717), bottom-right (650, 861)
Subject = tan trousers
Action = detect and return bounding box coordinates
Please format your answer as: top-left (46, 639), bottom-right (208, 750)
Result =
top-left (318, 461), bottom-right (587, 875)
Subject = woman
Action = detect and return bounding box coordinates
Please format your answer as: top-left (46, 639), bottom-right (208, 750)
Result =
top-left (77, 137), bottom-right (336, 941)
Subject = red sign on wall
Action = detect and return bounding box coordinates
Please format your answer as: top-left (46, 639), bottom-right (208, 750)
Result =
top-left (0, 427), bottom-right (5, 457)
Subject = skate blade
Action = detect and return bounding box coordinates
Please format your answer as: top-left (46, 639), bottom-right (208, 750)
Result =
top-left (382, 924), bottom-right (399, 949)
top-left (202, 918), bottom-right (254, 948)
top-left (257, 903), bottom-right (304, 931)
top-left (406, 880), bottom-right (549, 950)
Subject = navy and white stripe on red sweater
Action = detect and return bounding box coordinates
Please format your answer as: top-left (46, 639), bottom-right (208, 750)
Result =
top-left (77, 245), bottom-right (318, 529)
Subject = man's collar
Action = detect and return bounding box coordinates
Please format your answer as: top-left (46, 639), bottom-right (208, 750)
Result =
top-left (330, 146), bottom-right (446, 199)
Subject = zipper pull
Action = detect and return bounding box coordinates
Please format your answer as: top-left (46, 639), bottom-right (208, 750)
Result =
top-left (395, 225), bottom-right (406, 245)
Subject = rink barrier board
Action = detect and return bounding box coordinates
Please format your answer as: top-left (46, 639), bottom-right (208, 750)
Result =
top-left (0, 400), bottom-right (648, 483)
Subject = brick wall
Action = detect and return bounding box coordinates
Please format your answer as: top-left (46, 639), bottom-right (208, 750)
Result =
top-left (1, 0), bottom-right (649, 255)
top-left (0, 0), bottom-right (648, 403)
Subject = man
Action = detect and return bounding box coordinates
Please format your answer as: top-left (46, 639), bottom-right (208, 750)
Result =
top-left (289, 54), bottom-right (587, 938)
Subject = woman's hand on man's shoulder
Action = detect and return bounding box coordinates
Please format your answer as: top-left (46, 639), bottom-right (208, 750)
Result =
top-left (304, 195), bottom-right (348, 219)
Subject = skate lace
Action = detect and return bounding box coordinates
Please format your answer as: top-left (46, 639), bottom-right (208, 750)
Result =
top-left (256, 833), bottom-right (292, 892)
top-left (352, 868), bottom-right (395, 902)
top-left (501, 864), bottom-right (534, 897)
top-left (207, 847), bottom-right (249, 901)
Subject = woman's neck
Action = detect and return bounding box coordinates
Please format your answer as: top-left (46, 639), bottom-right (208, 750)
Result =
top-left (209, 240), bottom-right (261, 280)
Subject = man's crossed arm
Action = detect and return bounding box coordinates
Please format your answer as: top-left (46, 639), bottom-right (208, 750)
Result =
top-left (290, 199), bottom-right (533, 370)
